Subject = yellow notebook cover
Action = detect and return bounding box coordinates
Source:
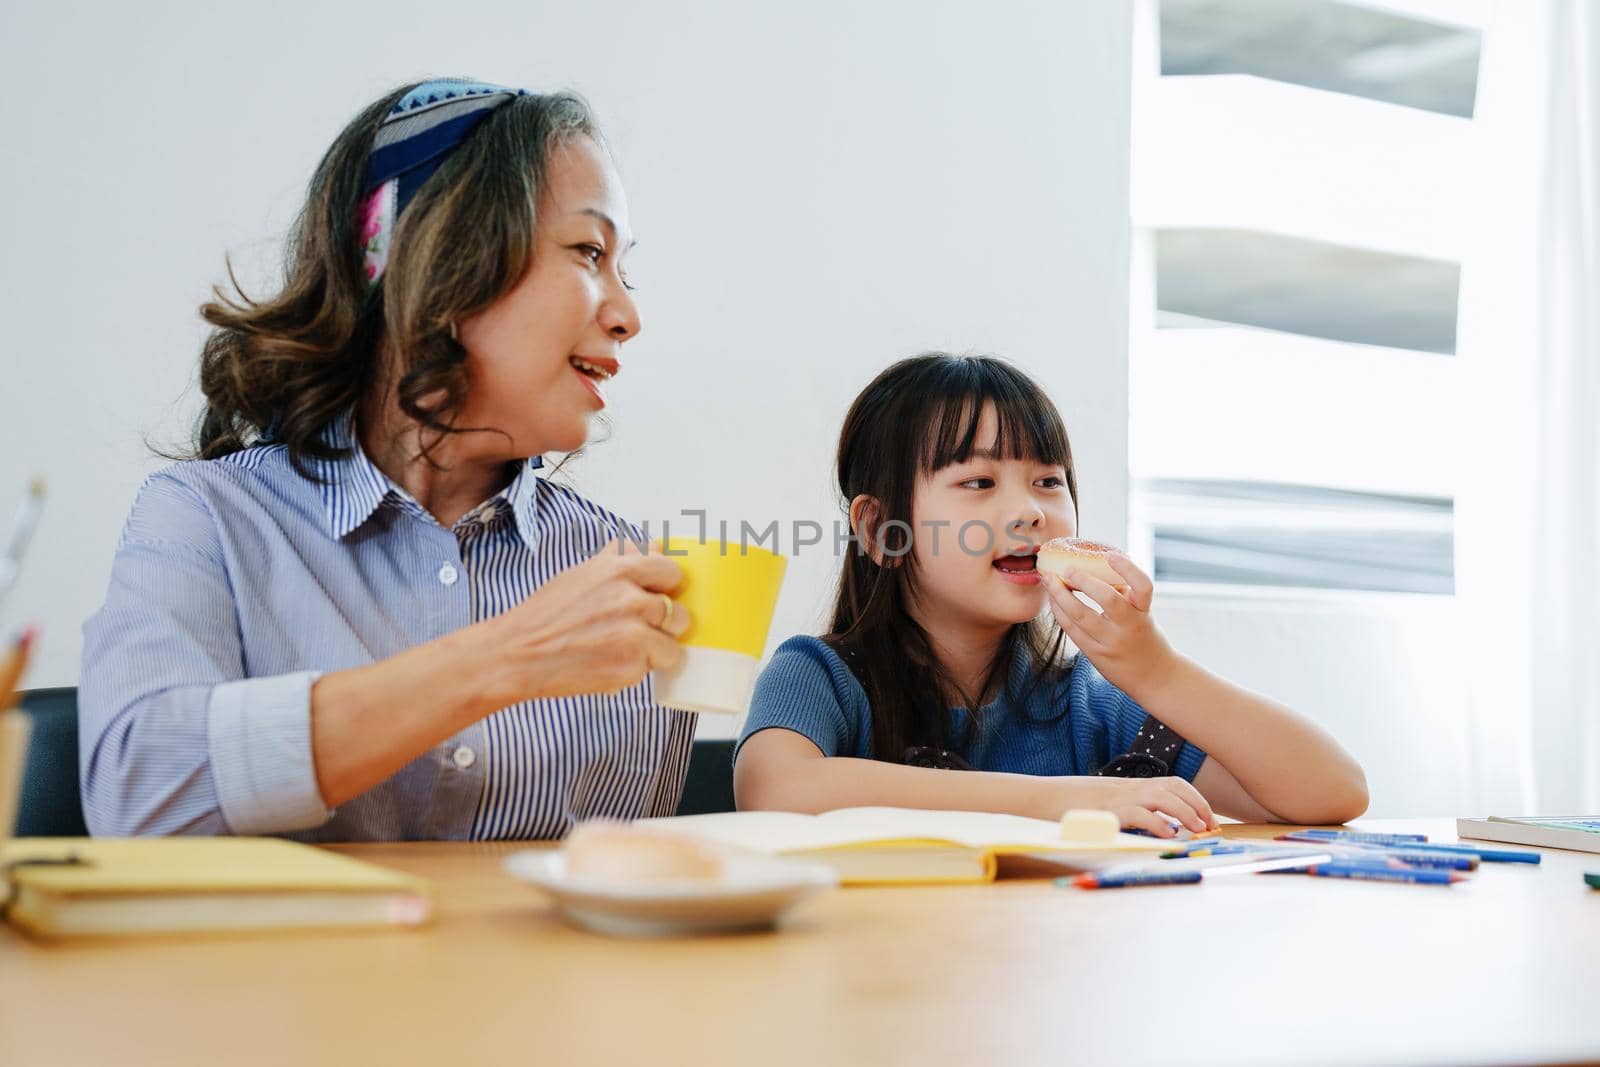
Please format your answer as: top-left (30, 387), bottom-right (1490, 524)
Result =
top-left (638, 807), bottom-right (1180, 885)
top-left (0, 837), bottom-right (434, 938)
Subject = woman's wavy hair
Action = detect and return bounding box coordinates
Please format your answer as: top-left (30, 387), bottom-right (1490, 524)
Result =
top-left (189, 80), bottom-right (598, 472)
top-left (826, 353), bottom-right (1079, 763)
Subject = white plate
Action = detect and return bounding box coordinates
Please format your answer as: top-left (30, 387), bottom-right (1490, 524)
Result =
top-left (503, 850), bottom-right (839, 937)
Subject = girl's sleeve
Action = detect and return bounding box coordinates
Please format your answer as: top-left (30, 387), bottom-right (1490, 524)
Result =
top-left (735, 636), bottom-right (869, 761)
top-left (1069, 657), bottom-right (1207, 781)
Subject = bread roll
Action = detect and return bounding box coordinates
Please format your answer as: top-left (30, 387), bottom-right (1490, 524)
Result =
top-left (1035, 537), bottom-right (1127, 589)
top-left (563, 820), bottom-right (724, 884)
top-left (1058, 808), bottom-right (1120, 844)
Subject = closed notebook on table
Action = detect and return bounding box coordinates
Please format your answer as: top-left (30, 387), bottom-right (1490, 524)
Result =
top-left (1456, 816), bottom-right (1600, 855)
top-left (0, 837), bottom-right (434, 939)
top-left (636, 807), bottom-right (1178, 885)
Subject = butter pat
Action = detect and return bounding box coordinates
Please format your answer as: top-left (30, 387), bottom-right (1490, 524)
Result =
top-left (1058, 808), bottom-right (1119, 844)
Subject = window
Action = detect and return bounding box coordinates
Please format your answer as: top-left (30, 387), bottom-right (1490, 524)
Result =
top-left (1160, 0), bottom-right (1481, 117)
top-left (1129, 0), bottom-right (1484, 594)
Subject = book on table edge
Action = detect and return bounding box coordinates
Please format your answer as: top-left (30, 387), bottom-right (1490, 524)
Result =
top-left (0, 837), bottom-right (434, 939)
top-left (637, 807), bottom-right (1181, 885)
top-left (1456, 816), bottom-right (1600, 855)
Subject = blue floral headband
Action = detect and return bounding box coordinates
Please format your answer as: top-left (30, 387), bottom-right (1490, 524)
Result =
top-left (358, 79), bottom-right (526, 290)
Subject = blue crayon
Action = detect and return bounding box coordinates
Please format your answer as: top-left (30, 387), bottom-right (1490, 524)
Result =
top-left (1292, 842), bottom-right (1477, 870)
top-left (1160, 843), bottom-right (1257, 859)
top-left (1299, 844), bottom-right (1472, 870)
top-left (1365, 841), bottom-right (1541, 864)
top-left (1283, 830), bottom-right (1428, 845)
top-left (1305, 862), bottom-right (1465, 886)
top-left (1163, 836), bottom-right (1231, 849)
top-left (1067, 869), bottom-right (1203, 889)
top-left (1329, 845), bottom-right (1478, 871)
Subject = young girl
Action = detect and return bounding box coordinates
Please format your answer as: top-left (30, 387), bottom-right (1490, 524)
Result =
top-left (733, 354), bottom-right (1367, 833)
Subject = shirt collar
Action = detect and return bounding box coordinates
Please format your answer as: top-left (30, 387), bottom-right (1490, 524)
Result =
top-left (313, 413), bottom-right (393, 540)
top-left (312, 412), bottom-right (543, 546)
top-left (462, 460), bottom-right (542, 550)
top-left (507, 464), bottom-right (542, 549)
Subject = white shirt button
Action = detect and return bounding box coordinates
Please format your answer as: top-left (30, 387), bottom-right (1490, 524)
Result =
top-left (452, 746), bottom-right (476, 770)
top-left (437, 563), bottom-right (459, 586)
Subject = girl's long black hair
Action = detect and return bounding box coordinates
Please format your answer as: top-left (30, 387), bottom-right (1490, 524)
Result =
top-left (826, 353), bottom-right (1079, 762)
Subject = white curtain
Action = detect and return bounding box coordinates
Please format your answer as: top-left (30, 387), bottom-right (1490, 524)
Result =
top-left (1454, 3), bottom-right (1545, 814)
top-left (1454, 0), bottom-right (1600, 814)
top-left (1528, 0), bottom-right (1600, 812)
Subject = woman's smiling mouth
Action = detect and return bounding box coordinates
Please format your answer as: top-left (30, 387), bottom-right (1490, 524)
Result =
top-left (570, 355), bottom-right (618, 406)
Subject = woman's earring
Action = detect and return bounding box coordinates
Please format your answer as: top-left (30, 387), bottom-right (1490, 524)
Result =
top-left (448, 321), bottom-right (459, 342)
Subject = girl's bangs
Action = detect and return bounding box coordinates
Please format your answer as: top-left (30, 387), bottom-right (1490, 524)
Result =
top-left (919, 364), bottom-right (1071, 473)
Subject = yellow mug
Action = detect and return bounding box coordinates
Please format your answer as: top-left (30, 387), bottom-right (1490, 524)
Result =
top-left (651, 538), bottom-right (788, 715)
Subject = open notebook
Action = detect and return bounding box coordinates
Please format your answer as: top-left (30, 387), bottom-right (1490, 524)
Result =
top-left (637, 807), bottom-right (1180, 885)
top-left (0, 837), bottom-right (434, 939)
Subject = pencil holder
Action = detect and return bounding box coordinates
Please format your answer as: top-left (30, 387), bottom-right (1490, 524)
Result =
top-left (0, 709), bottom-right (30, 843)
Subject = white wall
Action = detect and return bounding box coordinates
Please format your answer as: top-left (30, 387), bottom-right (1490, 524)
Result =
top-left (0, 1), bottom-right (1134, 742)
top-left (1157, 588), bottom-right (1471, 817)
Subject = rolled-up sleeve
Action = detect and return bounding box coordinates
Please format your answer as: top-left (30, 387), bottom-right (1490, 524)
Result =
top-left (735, 636), bottom-right (867, 762)
top-left (79, 473), bottom-right (332, 837)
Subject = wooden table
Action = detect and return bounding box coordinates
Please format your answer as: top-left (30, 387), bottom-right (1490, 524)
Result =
top-left (2, 820), bottom-right (1597, 1067)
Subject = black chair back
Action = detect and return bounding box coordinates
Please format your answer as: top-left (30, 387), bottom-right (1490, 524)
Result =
top-left (14, 687), bottom-right (88, 837)
top-left (674, 738), bottom-right (736, 816)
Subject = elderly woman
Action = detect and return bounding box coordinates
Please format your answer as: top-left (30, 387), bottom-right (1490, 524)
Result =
top-left (80, 79), bottom-right (694, 839)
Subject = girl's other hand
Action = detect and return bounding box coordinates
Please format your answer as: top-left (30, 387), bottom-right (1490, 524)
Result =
top-left (1042, 774), bottom-right (1217, 836)
top-left (1043, 553), bottom-right (1178, 699)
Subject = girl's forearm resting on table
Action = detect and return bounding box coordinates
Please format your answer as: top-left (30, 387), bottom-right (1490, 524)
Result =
top-left (733, 731), bottom-right (1189, 824)
top-left (1128, 653), bottom-right (1368, 824)
top-left (735, 737), bottom-right (1061, 820)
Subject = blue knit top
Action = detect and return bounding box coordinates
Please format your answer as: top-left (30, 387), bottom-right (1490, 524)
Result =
top-left (735, 634), bottom-right (1207, 779)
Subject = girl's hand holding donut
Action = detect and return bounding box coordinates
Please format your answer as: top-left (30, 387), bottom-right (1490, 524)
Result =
top-left (1042, 552), bottom-right (1178, 700)
top-left (477, 539), bottom-right (690, 704)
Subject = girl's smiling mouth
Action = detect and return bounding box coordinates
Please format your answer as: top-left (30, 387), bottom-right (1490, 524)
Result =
top-left (992, 549), bottom-right (1040, 585)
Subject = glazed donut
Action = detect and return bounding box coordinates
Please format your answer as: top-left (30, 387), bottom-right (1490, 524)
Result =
top-left (1035, 537), bottom-right (1128, 589)
top-left (563, 820), bottom-right (724, 884)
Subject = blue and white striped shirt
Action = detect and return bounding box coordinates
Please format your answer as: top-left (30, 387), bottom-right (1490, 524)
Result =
top-left (79, 415), bottom-right (696, 840)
